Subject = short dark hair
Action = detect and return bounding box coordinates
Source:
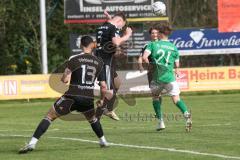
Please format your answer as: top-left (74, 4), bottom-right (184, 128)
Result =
top-left (158, 23), bottom-right (172, 36)
top-left (81, 35), bottom-right (93, 48)
top-left (149, 26), bottom-right (159, 34)
top-left (113, 12), bottom-right (127, 22)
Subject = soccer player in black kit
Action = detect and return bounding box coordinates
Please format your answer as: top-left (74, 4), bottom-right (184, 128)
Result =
top-left (19, 36), bottom-right (108, 154)
top-left (95, 12), bottom-right (132, 120)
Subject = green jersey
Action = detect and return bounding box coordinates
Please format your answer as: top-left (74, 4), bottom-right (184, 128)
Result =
top-left (145, 40), bottom-right (179, 83)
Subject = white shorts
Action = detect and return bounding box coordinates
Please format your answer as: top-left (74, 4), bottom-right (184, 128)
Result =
top-left (150, 80), bottom-right (180, 96)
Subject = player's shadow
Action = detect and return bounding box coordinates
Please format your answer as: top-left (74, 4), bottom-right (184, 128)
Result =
top-left (49, 61), bottom-right (69, 94)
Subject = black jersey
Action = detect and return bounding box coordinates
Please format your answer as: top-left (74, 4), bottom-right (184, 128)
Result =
top-left (64, 53), bottom-right (103, 98)
top-left (95, 22), bottom-right (120, 60)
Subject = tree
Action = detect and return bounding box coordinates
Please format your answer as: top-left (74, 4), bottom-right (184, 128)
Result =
top-left (0, 0), bottom-right (99, 75)
top-left (0, 0), bottom-right (219, 75)
top-left (171, 0), bottom-right (217, 28)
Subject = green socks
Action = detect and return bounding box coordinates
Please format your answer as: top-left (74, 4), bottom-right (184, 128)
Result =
top-left (152, 99), bottom-right (162, 120)
top-left (176, 99), bottom-right (188, 114)
top-left (152, 99), bottom-right (188, 119)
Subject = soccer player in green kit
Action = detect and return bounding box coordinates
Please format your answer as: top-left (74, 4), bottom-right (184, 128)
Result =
top-left (143, 24), bottom-right (192, 132)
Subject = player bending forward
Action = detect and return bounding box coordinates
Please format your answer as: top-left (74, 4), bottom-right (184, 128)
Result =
top-left (19, 36), bottom-right (108, 154)
top-left (143, 24), bottom-right (192, 132)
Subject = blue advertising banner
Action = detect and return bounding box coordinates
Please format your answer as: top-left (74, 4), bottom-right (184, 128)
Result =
top-left (70, 28), bottom-right (240, 56)
top-left (169, 28), bottom-right (240, 55)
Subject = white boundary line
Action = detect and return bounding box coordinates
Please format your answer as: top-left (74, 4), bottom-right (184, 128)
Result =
top-left (0, 123), bottom-right (232, 132)
top-left (0, 121), bottom-right (232, 132)
top-left (1, 134), bottom-right (240, 160)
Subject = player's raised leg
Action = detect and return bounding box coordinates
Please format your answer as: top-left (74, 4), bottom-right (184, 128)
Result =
top-left (96, 85), bottom-right (119, 121)
top-left (104, 77), bottom-right (120, 121)
top-left (96, 65), bottom-right (121, 121)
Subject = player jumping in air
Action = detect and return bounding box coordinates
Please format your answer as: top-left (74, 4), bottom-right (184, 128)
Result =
top-left (143, 24), bottom-right (192, 132)
top-left (19, 36), bottom-right (108, 154)
top-left (95, 11), bottom-right (132, 120)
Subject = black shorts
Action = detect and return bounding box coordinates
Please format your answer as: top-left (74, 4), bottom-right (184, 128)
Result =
top-left (53, 95), bottom-right (94, 116)
top-left (98, 59), bottom-right (118, 90)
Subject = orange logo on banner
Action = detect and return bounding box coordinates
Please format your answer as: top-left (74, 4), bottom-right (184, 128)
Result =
top-left (218, 0), bottom-right (240, 32)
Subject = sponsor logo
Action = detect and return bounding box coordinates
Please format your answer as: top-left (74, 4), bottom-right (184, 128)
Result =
top-left (170, 29), bottom-right (240, 49)
top-left (84, 0), bottom-right (147, 5)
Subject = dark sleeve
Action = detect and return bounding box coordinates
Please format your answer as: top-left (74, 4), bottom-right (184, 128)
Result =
top-left (66, 60), bottom-right (72, 71)
top-left (67, 58), bottom-right (76, 72)
top-left (109, 26), bottom-right (118, 39)
top-left (139, 44), bottom-right (148, 57)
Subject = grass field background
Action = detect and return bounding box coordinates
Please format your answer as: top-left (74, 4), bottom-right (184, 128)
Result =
top-left (0, 93), bottom-right (240, 160)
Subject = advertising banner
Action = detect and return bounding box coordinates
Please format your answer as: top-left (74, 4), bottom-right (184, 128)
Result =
top-left (218, 0), bottom-right (240, 32)
top-left (69, 33), bottom-right (83, 55)
top-left (64, 0), bottom-right (169, 23)
top-left (118, 66), bottom-right (240, 93)
top-left (0, 66), bottom-right (240, 100)
top-left (125, 28), bottom-right (240, 56)
top-left (178, 66), bottom-right (240, 91)
top-left (0, 75), bottom-right (62, 100)
top-left (124, 28), bottom-right (240, 56)
top-left (169, 28), bottom-right (240, 55)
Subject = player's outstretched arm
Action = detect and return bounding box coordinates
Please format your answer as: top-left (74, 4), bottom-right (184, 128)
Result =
top-left (112, 27), bottom-right (132, 46)
top-left (104, 9), bottom-right (112, 20)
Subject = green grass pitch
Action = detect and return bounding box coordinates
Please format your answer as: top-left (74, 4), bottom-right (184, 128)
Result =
top-left (0, 93), bottom-right (240, 160)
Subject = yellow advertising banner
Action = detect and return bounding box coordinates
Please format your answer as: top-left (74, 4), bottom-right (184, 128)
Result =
top-left (177, 66), bottom-right (240, 91)
top-left (0, 74), bottom-right (62, 100)
top-left (0, 66), bottom-right (240, 100)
